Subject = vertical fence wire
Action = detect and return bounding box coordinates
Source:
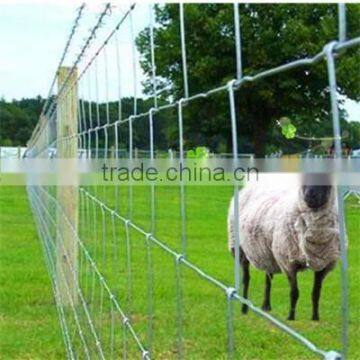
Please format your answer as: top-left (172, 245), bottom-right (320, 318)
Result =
top-left (233, 2), bottom-right (243, 80)
top-left (338, 3), bottom-right (346, 43)
top-left (147, 108), bottom-right (156, 354)
top-left (178, 100), bottom-right (187, 257)
top-left (149, 5), bottom-right (158, 108)
top-left (325, 41), bottom-right (349, 359)
top-left (228, 81), bottom-right (241, 292)
top-left (175, 257), bottom-right (184, 359)
top-left (179, 3), bottom-right (189, 98)
top-left (95, 57), bottom-right (101, 128)
top-left (114, 26), bottom-right (122, 219)
top-left (145, 234), bottom-right (154, 356)
top-left (129, 11), bottom-right (138, 116)
top-left (226, 290), bottom-right (235, 359)
top-left (115, 30), bottom-right (123, 123)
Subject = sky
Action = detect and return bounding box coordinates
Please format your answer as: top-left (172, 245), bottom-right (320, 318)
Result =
top-left (0, 1), bottom-right (150, 101)
top-left (0, 1), bottom-right (359, 122)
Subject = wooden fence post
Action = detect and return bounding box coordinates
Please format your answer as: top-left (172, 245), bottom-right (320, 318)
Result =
top-left (57, 67), bottom-right (78, 306)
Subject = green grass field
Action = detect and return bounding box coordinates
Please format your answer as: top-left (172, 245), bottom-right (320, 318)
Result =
top-left (1, 186), bottom-right (359, 359)
top-left (0, 187), bottom-right (65, 359)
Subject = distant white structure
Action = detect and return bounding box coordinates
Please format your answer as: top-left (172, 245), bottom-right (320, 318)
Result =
top-left (351, 148), bottom-right (360, 157)
top-left (0, 146), bottom-right (27, 159)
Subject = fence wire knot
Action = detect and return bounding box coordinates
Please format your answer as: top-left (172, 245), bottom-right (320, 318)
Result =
top-left (227, 78), bottom-right (238, 92)
top-left (323, 41), bottom-right (339, 58)
top-left (226, 287), bottom-right (237, 300)
top-left (178, 97), bottom-right (188, 108)
top-left (149, 107), bottom-right (157, 115)
top-left (175, 254), bottom-right (185, 263)
top-left (324, 351), bottom-right (342, 360)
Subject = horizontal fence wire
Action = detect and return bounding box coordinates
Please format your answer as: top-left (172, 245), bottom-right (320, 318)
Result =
top-left (25, 3), bottom-right (358, 359)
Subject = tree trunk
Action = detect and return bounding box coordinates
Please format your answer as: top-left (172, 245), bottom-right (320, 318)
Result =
top-left (252, 119), bottom-right (269, 158)
top-left (224, 125), bottom-right (234, 154)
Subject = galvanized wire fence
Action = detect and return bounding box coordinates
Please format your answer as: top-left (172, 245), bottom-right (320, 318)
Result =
top-left (26, 3), bottom-right (359, 359)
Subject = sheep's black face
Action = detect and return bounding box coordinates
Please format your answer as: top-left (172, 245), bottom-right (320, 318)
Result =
top-left (302, 185), bottom-right (332, 209)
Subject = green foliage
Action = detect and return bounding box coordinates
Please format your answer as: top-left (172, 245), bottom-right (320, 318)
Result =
top-left (2, 5), bottom-right (360, 154)
top-left (281, 123), bottom-right (297, 139)
top-left (0, 187), bottom-right (65, 359)
top-left (346, 121), bottom-right (360, 149)
top-left (136, 4), bottom-right (360, 156)
top-left (279, 117), bottom-right (297, 139)
top-left (0, 96), bottom-right (172, 151)
top-left (0, 97), bottom-right (44, 146)
top-left (187, 146), bottom-right (209, 158)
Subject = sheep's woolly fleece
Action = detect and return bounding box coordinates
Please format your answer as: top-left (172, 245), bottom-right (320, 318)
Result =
top-left (228, 175), bottom-right (340, 275)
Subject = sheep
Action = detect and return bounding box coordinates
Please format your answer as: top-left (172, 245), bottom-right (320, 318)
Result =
top-left (227, 174), bottom-right (340, 320)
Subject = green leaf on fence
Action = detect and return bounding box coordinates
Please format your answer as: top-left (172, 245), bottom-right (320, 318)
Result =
top-left (187, 146), bottom-right (209, 159)
top-left (279, 117), bottom-right (297, 139)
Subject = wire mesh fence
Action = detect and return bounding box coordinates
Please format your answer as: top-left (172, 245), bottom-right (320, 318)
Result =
top-left (25, 2), bottom-right (359, 359)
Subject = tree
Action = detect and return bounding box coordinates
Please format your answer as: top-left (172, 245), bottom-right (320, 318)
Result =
top-left (345, 121), bottom-right (360, 150)
top-left (136, 4), bottom-right (360, 156)
top-left (0, 96), bottom-right (44, 146)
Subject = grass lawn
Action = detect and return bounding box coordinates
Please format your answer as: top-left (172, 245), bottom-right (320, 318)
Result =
top-left (0, 186), bottom-right (65, 359)
top-left (1, 185), bottom-right (359, 359)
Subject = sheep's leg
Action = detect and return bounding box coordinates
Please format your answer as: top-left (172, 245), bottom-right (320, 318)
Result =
top-left (287, 272), bottom-right (299, 321)
top-left (262, 273), bottom-right (273, 311)
top-left (241, 251), bottom-right (250, 314)
top-left (311, 264), bottom-right (333, 321)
